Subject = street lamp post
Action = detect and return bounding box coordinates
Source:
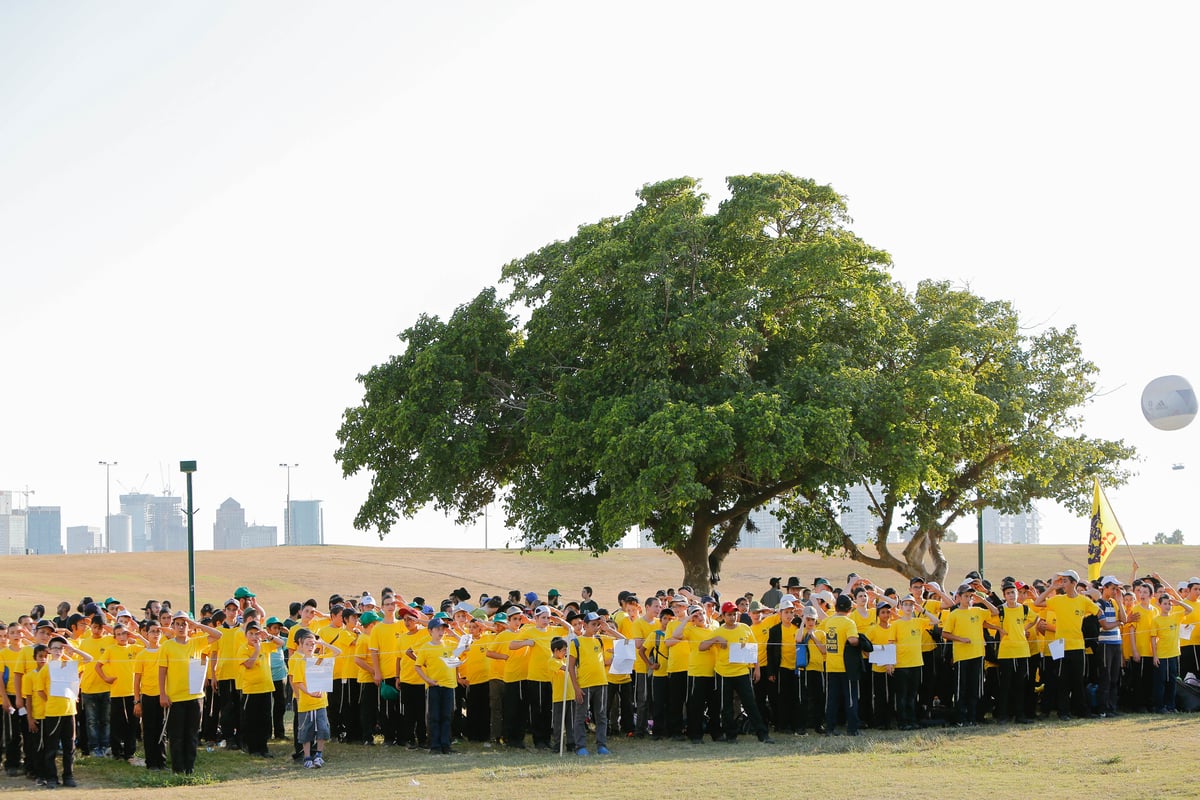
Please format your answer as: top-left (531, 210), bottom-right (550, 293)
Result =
top-left (180, 460), bottom-right (197, 616)
top-left (279, 464), bottom-right (298, 546)
top-left (98, 461), bottom-right (117, 552)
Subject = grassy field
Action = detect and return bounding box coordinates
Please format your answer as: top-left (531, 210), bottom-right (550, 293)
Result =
top-left (0, 542), bottom-right (1193, 622)
top-left (3, 544), bottom-right (1196, 797)
top-left (2, 714), bottom-right (1193, 798)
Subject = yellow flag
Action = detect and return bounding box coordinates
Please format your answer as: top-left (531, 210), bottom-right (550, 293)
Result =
top-left (1087, 478), bottom-right (1123, 582)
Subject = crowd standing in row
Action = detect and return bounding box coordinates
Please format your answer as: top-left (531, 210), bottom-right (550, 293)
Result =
top-left (2, 567), bottom-right (1199, 788)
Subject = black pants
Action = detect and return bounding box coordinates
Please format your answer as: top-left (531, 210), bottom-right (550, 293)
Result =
top-left (954, 657), bottom-right (983, 724)
top-left (38, 715), bottom-right (74, 784)
top-left (240, 691), bottom-right (272, 755)
top-left (649, 674), bottom-right (669, 737)
top-left (398, 682), bottom-right (427, 746)
top-left (358, 682), bottom-right (379, 743)
top-left (894, 666), bottom-right (920, 727)
top-left (870, 671), bottom-right (894, 728)
top-left (608, 681), bottom-right (634, 735)
top-left (996, 658), bottom-right (1029, 721)
top-left (1056, 649), bottom-right (1088, 717)
top-left (140, 694), bottom-right (167, 770)
top-left (685, 675), bottom-right (717, 742)
top-left (109, 695), bottom-right (137, 759)
top-left (3, 693), bottom-right (24, 771)
top-left (465, 683), bottom-right (491, 742)
top-left (378, 678), bottom-right (399, 744)
top-left (825, 672), bottom-right (859, 734)
top-left (775, 669), bottom-right (799, 732)
top-left (664, 672), bottom-right (687, 737)
top-left (801, 670), bottom-right (825, 732)
top-left (165, 698), bottom-right (201, 774)
top-left (502, 681), bottom-right (526, 745)
top-left (271, 679), bottom-right (288, 739)
top-left (524, 680), bottom-right (551, 747)
top-left (717, 673), bottom-right (768, 741)
top-left (329, 679), bottom-right (348, 741)
top-left (217, 678), bottom-right (240, 746)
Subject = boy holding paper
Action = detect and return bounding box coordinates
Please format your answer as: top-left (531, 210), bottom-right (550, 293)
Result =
top-left (700, 601), bottom-right (773, 744)
top-left (414, 616), bottom-right (462, 755)
top-left (289, 628), bottom-right (341, 769)
top-left (35, 636), bottom-right (92, 788)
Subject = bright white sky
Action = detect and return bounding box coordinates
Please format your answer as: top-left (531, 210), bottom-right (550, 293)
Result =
top-left (2, 3), bottom-right (1197, 551)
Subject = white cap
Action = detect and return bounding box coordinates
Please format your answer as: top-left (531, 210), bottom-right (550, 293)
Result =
top-left (812, 590), bottom-right (834, 605)
top-left (1056, 569), bottom-right (1080, 582)
top-left (1188, 577), bottom-right (1200, 586)
top-left (1100, 576), bottom-right (1121, 587)
top-left (801, 606), bottom-right (819, 619)
top-left (360, 595), bottom-right (377, 606)
top-left (776, 595), bottom-right (796, 611)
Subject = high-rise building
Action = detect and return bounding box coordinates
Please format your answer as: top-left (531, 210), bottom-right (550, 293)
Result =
top-left (839, 483), bottom-right (888, 545)
top-left (26, 506), bottom-right (63, 554)
top-left (147, 495), bottom-right (187, 552)
top-left (213, 498), bottom-right (247, 550)
top-left (981, 506), bottom-right (1041, 544)
top-left (243, 524), bottom-right (278, 549)
top-left (107, 514), bottom-right (132, 553)
top-left (286, 500), bottom-right (323, 546)
top-left (66, 525), bottom-right (104, 554)
top-left (119, 493), bottom-right (154, 552)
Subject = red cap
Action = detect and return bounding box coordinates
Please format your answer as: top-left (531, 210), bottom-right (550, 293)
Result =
top-left (720, 601), bottom-right (738, 615)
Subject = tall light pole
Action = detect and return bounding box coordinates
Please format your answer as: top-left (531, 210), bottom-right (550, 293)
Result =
top-left (279, 463), bottom-right (298, 546)
top-left (98, 461), bottom-right (117, 551)
top-left (180, 461), bottom-right (197, 616)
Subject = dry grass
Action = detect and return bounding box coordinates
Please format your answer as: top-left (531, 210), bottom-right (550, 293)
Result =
top-left (1, 542), bottom-right (1192, 621)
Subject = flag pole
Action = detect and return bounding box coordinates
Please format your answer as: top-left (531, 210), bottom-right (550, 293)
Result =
top-left (1095, 478), bottom-right (1139, 574)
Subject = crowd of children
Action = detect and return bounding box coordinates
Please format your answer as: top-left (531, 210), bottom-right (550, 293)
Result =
top-left (2, 567), bottom-right (1198, 786)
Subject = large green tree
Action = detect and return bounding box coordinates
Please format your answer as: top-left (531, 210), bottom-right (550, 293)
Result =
top-left (337, 174), bottom-right (895, 589)
top-left (781, 281), bottom-right (1135, 582)
top-left (335, 173), bottom-right (1135, 590)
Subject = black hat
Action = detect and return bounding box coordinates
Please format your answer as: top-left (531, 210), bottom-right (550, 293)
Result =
top-left (786, 577), bottom-right (802, 588)
top-left (451, 587), bottom-right (472, 602)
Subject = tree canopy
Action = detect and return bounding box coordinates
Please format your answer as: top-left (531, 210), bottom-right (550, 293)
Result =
top-left (335, 173), bottom-right (1134, 590)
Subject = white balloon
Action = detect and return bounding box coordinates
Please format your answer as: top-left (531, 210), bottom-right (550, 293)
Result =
top-left (1141, 375), bottom-right (1198, 431)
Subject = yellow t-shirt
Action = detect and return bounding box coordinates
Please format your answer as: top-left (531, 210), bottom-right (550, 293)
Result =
top-left (0, 645), bottom-right (23, 694)
top-left (863, 623), bottom-right (896, 673)
top-left (798, 625), bottom-right (825, 673)
top-left (548, 655), bottom-right (571, 702)
top-left (99, 641), bottom-right (141, 698)
top-left (289, 656), bottom-right (329, 713)
top-left (820, 616), bottom-right (859, 673)
top-left (354, 630), bottom-right (375, 684)
top-left (1129, 603), bottom-right (1159, 657)
top-left (572, 635), bottom-right (608, 689)
top-left (215, 626), bottom-right (246, 681)
top-left (414, 639), bottom-right (458, 689)
top-left (1152, 608), bottom-right (1187, 659)
top-left (398, 628), bottom-right (431, 685)
top-left (500, 629), bottom-right (531, 684)
top-left (30, 664), bottom-right (49, 719)
top-left (238, 641), bottom-right (277, 694)
top-left (319, 625), bottom-right (357, 681)
top-left (943, 607), bottom-right (987, 662)
top-left (461, 632), bottom-right (494, 685)
top-left (751, 614), bottom-right (779, 667)
top-left (77, 635), bottom-right (113, 694)
top-left (996, 603), bottom-right (1034, 660)
top-left (133, 647), bottom-right (162, 698)
top-left (676, 621), bottom-right (717, 678)
top-left (368, 621), bottom-right (403, 680)
top-left (892, 618), bottom-right (927, 669)
top-left (157, 635), bottom-right (209, 702)
top-left (1044, 594), bottom-right (1099, 652)
top-left (520, 625), bottom-right (561, 683)
top-left (711, 623), bottom-right (756, 678)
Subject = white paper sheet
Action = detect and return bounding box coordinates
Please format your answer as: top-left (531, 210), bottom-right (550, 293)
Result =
top-left (49, 661), bottom-right (80, 700)
top-left (188, 659), bottom-right (207, 695)
top-left (452, 634), bottom-right (472, 658)
top-left (306, 658), bottom-right (334, 694)
top-left (1180, 624), bottom-right (1195, 641)
top-left (609, 640), bottom-right (637, 674)
top-left (868, 644), bottom-right (897, 666)
top-left (440, 657), bottom-right (464, 669)
top-left (1048, 638), bottom-right (1066, 661)
top-left (728, 642), bottom-right (759, 664)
